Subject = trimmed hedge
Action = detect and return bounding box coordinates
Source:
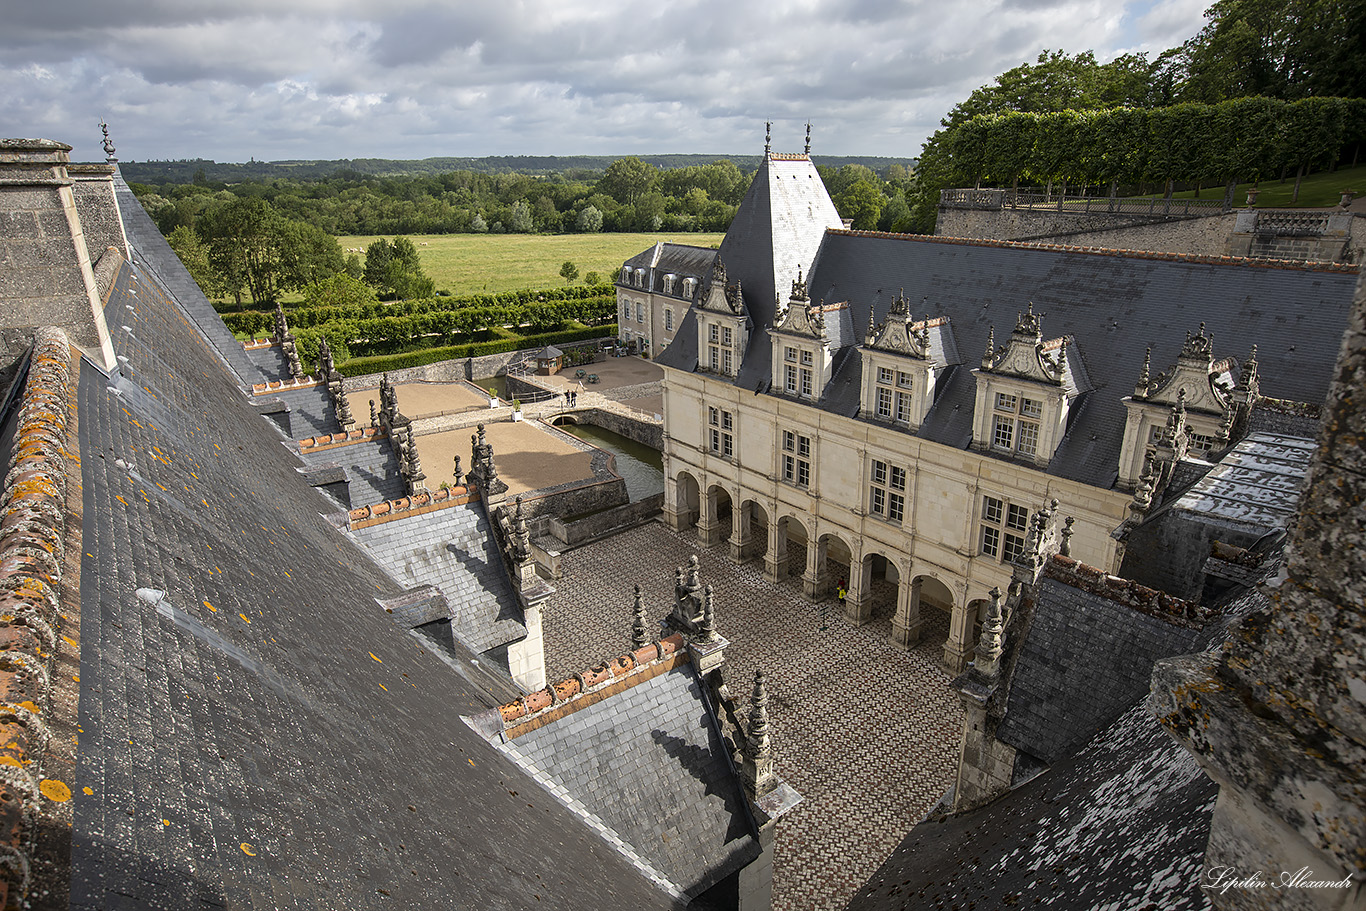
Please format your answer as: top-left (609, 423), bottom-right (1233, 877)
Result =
top-left (335, 325), bottom-right (620, 377)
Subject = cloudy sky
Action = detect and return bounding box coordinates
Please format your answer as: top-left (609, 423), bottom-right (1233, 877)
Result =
top-left (3, 0), bottom-right (1209, 164)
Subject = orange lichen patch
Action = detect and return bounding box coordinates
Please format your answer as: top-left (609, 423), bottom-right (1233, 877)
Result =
top-left (609, 655), bottom-right (637, 678)
top-left (38, 779), bottom-right (70, 802)
top-left (524, 689), bottom-right (552, 714)
top-left (82, 787), bottom-right (93, 795)
top-left (238, 614), bottom-right (251, 624)
top-left (369, 652), bottom-right (382, 663)
top-left (240, 843), bottom-right (256, 856)
top-left (203, 601), bottom-right (217, 613)
top-left (499, 700), bottom-right (528, 723)
top-left (378, 683), bottom-right (388, 692)
top-left (551, 678), bottom-right (581, 703)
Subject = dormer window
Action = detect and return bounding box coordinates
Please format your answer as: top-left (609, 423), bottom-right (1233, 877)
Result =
top-left (1118, 327), bottom-right (1256, 488)
top-left (707, 323), bottom-right (735, 375)
top-left (972, 303), bottom-right (1090, 467)
top-left (991, 393), bottom-right (1042, 457)
top-left (664, 274), bottom-right (676, 295)
top-left (633, 268), bottom-right (645, 288)
top-left (861, 293), bottom-right (952, 430)
top-left (683, 277), bottom-right (697, 298)
top-left (620, 265), bottom-right (632, 284)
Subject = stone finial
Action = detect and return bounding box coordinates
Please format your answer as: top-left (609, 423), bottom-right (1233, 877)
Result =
top-left (631, 584), bottom-right (649, 650)
top-left (790, 265), bottom-right (808, 304)
top-left (1179, 322), bottom-right (1214, 362)
top-left (99, 119), bottom-right (116, 161)
top-left (866, 302), bottom-right (877, 345)
top-left (975, 587), bottom-right (1005, 676)
top-left (369, 399), bottom-right (378, 427)
top-left (1135, 346), bottom-right (1152, 397)
top-left (804, 120), bottom-right (811, 155)
top-left (1014, 301), bottom-right (1042, 339)
top-left (1237, 344), bottom-right (1260, 398)
top-left (982, 325), bottom-right (995, 369)
top-left (1217, 407), bottom-right (1234, 443)
top-left (285, 341), bottom-right (303, 380)
top-left (1133, 454), bottom-right (1156, 510)
top-left (335, 386), bottom-right (355, 429)
top-left (317, 336), bottom-right (335, 377)
top-left (452, 454), bottom-right (462, 486)
top-left (407, 445), bottom-right (425, 492)
top-left (685, 554), bottom-right (702, 594)
top-left (748, 670), bottom-right (771, 754)
top-left (764, 120), bottom-right (771, 155)
top-left (699, 584), bottom-right (719, 643)
top-left (1060, 516), bottom-right (1075, 557)
top-left (675, 564), bottom-right (685, 589)
top-left (512, 496), bottom-right (531, 562)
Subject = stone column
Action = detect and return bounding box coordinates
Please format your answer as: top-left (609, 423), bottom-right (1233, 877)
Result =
top-left (843, 555), bottom-right (872, 625)
top-left (802, 533), bottom-right (826, 600)
top-left (697, 486), bottom-right (726, 547)
top-left (891, 575), bottom-right (923, 649)
top-left (942, 597), bottom-right (973, 674)
top-left (729, 500), bottom-right (752, 563)
top-left (763, 520), bottom-right (788, 583)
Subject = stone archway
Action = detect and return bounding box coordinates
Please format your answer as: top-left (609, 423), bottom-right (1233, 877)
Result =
top-left (701, 484), bottom-right (733, 547)
top-left (765, 514), bottom-right (807, 584)
top-left (892, 573), bottom-right (954, 656)
top-left (809, 531), bottom-right (852, 602)
top-left (731, 499), bottom-right (769, 564)
top-left (849, 551), bottom-right (901, 628)
top-left (668, 470), bottom-right (700, 532)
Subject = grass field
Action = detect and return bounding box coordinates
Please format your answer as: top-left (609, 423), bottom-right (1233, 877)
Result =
top-left (1143, 163), bottom-right (1366, 208)
top-left (336, 232), bottom-right (725, 296)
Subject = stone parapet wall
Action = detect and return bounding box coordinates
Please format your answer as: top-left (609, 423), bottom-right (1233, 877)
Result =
top-left (547, 493), bottom-right (664, 546)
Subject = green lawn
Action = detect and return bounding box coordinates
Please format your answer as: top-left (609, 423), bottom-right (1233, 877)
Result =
top-left (1142, 163), bottom-right (1366, 208)
top-left (337, 232), bottom-right (725, 296)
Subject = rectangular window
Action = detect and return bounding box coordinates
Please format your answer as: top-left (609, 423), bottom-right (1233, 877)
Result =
top-left (980, 495), bottom-right (1027, 564)
top-left (709, 347), bottom-right (720, 371)
top-left (895, 391), bottom-right (912, 423)
top-left (800, 368), bottom-right (813, 397)
top-left (897, 371), bottom-right (913, 389)
top-left (709, 324), bottom-right (719, 343)
top-left (992, 415), bottom-right (1014, 449)
top-left (709, 408), bottom-right (733, 457)
top-left (1188, 431), bottom-right (1215, 454)
top-left (801, 349), bottom-right (813, 366)
top-left (722, 347), bottom-right (733, 375)
top-left (1021, 397), bottom-right (1042, 418)
top-left (722, 326), bottom-right (733, 346)
top-left (665, 309), bottom-right (674, 331)
top-left (782, 431), bottom-right (811, 487)
top-left (785, 364), bottom-right (798, 393)
top-left (1017, 420), bottom-right (1039, 456)
top-left (876, 386), bottom-right (893, 417)
top-left (878, 366), bottom-right (894, 384)
top-left (868, 458), bottom-right (904, 524)
top-left (636, 303), bottom-right (643, 322)
top-left (785, 346), bottom-right (797, 362)
top-left (994, 392), bottom-right (1017, 412)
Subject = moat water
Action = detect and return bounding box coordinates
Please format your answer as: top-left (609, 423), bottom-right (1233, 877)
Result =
top-left (557, 423), bottom-right (663, 502)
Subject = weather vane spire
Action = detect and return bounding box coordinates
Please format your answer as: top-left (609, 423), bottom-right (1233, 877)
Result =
top-left (804, 121), bottom-right (811, 155)
top-left (764, 121), bottom-right (771, 155)
top-left (99, 119), bottom-right (117, 162)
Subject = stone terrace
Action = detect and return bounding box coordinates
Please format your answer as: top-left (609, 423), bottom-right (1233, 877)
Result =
top-left (542, 522), bottom-right (963, 911)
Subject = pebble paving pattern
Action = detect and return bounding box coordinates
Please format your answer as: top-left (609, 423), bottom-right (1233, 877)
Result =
top-left (542, 522), bottom-right (964, 911)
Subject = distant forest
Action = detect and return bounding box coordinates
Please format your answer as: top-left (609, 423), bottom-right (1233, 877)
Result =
top-left (127, 154), bottom-right (920, 239)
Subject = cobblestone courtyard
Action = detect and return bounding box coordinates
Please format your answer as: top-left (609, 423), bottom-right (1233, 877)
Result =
top-left (542, 522), bottom-right (964, 911)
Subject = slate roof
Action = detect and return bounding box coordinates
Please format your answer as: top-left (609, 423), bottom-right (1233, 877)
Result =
top-left (994, 571), bottom-right (1208, 764)
top-left (660, 219), bottom-right (1359, 489)
top-left (298, 437), bottom-right (405, 506)
top-left (1169, 431), bottom-right (1316, 534)
top-left (620, 242), bottom-right (719, 302)
top-left (51, 176), bottom-right (679, 910)
top-left (848, 699), bottom-right (1218, 911)
top-left (493, 657), bottom-right (759, 899)
top-left (349, 500), bottom-right (527, 655)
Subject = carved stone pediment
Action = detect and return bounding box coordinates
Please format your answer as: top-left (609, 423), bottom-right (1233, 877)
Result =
top-left (982, 303), bottom-right (1066, 385)
top-left (866, 290), bottom-right (933, 358)
top-left (697, 258), bottom-right (744, 315)
top-left (1138, 324), bottom-right (1232, 415)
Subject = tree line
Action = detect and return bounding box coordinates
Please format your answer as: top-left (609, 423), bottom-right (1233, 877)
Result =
top-left (908, 0), bottom-right (1366, 229)
top-left (946, 96), bottom-right (1366, 199)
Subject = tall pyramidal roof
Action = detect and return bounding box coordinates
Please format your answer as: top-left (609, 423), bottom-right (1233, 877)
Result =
top-left (715, 146), bottom-right (844, 333)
